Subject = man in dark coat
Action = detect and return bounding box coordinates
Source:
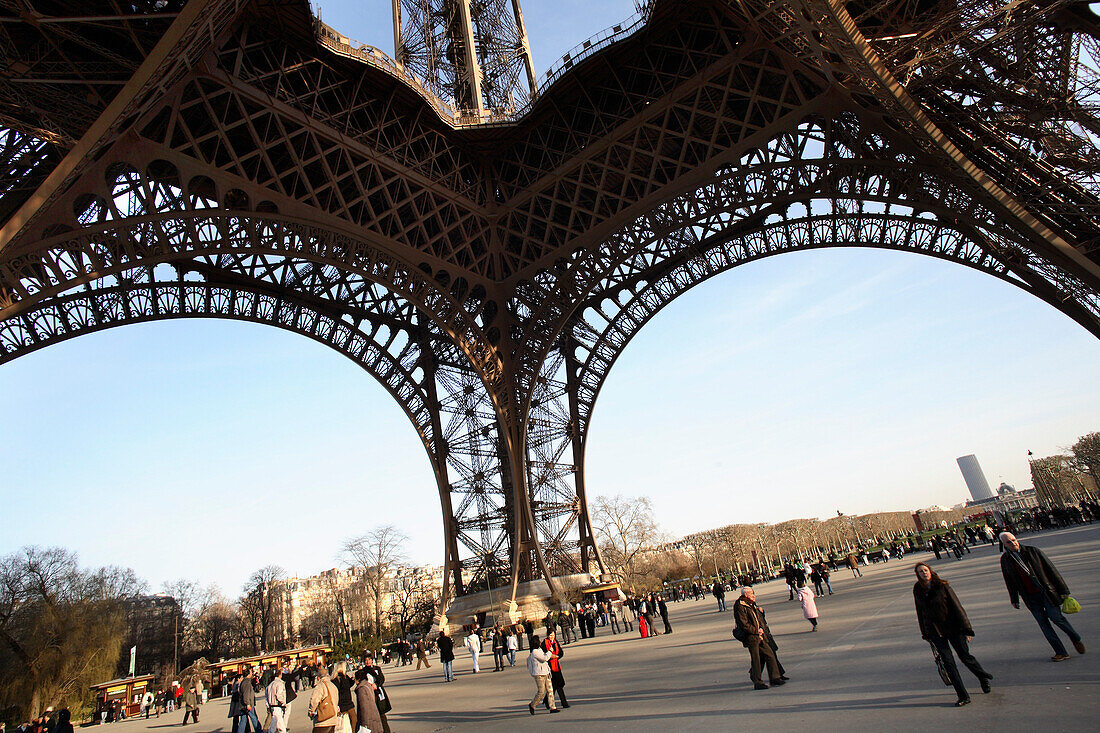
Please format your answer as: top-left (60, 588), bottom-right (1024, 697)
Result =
top-left (437, 631), bottom-right (456, 682)
top-left (783, 563), bottom-right (797, 600)
top-left (657, 596), bottom-right (673, 634)
top-left (712, 581), bottom-right (726, 612)
top-left (232, 668), bottom-right (261, 733)
top-left (733, 588), bottom-right (787, 690)
top-left (999, 532), bottom-right (1085, 661)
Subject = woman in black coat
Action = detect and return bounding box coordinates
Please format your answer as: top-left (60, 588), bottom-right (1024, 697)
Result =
top-left (913, 562), bottom-right (993, 706)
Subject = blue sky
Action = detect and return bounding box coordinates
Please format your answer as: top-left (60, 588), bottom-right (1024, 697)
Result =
top-left (1, 1), bottom-right (1098, 596)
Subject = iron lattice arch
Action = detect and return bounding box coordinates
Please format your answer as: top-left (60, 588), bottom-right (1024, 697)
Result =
top-left (1, 0), bottom-right (1099, 610)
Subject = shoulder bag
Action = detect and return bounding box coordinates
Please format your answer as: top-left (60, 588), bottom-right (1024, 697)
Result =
top-left (315, 683), bottom-right (336, 722)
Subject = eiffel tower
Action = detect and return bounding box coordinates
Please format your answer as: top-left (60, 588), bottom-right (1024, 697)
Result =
top-left (1, 0), bottom-right (1098, 620)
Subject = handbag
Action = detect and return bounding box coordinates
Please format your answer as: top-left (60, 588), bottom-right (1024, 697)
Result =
top-left (1061, 596), bottom-right (1082, 614)
top-left (315, 684), bottom-right (336, 721)
top-left (928, 641), bottom-right (952, 686)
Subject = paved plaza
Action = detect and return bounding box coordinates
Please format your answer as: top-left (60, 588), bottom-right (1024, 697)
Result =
top-left (115, 525), bottom-right (1098, 732)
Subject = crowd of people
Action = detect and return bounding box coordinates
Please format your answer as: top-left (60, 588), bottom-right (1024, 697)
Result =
top-left (719, 523), bottom-right (1089, 707)
top-left (424, 509), bottom-right (1093, 714)
top-left (11, 505), bottom-right (1092, 730)
top-left (220, 654), bottom-right (395, 733)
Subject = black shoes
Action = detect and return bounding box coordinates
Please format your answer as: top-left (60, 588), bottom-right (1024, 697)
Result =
top-left (955, 698), bottom-right (971, 707)
top-left (770, 679), bottom-right (786, 687)
top-left (528, 705), bottom-right (535, 716)
top-left (779, 676), bottom-right (790, 681)
top-left (753, 683), bottom-right (769, 690)
top-left (549, 708), bottom-right (561, 714)
top-left (980, 676), bottom-right (992, 694)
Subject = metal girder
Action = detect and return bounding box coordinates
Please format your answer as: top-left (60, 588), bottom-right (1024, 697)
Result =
top-left (2, 0), bottom-right (1100, 610)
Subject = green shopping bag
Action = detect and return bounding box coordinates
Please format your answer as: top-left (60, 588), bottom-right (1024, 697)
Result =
top-left (1061, 596), bottom-right (1082, 614)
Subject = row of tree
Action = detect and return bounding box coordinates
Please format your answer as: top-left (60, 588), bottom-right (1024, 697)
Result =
top-left (590, 431), bottom-right (1099, 591)
top-left (589, 495), bottom-right (966, 592)
top-left (1030, 432), bottom-right (1100, 507)
top-left (165, 526), bottom-right (436, 667)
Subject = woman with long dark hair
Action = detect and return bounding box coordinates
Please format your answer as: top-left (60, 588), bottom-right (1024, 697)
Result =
top-left (912, 562), bottom-right (993, 706)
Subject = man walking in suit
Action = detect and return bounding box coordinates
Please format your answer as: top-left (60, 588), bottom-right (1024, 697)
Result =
top-left (999, 532), bottom-right (1085, 661)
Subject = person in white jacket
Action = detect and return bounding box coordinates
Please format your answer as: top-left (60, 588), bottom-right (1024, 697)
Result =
top-left (264, 673), bottom-right (287, 733)
top-left (464, 626), bottom-right (483, 673)
top-left (525, 636), bottom-right (560, 716)
top-left (505, 630), bottom-right (519, 667)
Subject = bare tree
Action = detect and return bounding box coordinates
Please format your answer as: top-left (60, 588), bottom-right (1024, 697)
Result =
top-left (773, 519), bottom-right (821, 561)
top-left (343, 526), bottom-right (409, 638)
top-left (318, 572), bottom-right (354, 644)
top-left (387, 571), bottom-right (437, 638)
top-left (191, 589), bottom-right (237, 660)
top-left (237, 566), bottom-right (286, 653)
top-left (0, 547), bottom-right (145, 720)
top-left (679, 532), bottom-right (708, 577)
top-left (591, 494), bottom-right (661, 590)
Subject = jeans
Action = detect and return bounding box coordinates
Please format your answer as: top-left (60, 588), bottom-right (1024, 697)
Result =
top-left (716, 597), bottom-right (726, 612)
top-left (929, 634), bottom-right (989, 701)
top-left (236, 708), bottom-right (262, 733)
top-left (1022, 592), bottom-right (1080, 656)
top-left (507, 650), bottom-right (516, 666)
top-left (442, 660), bottom-right (453, 681)
top-left (824, 578), bottom-right (833, 594)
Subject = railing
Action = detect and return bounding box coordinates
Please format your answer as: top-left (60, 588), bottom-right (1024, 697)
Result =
top-left (313, 19), bottom-right (462, 123)
top-left (310, 4), bottom-right (651, 128)
top-left (532, 10), bottom-right (649, 102)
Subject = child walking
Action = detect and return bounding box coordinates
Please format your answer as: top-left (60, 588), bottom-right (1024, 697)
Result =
top-left (796, 581), bottom-right (819, 631)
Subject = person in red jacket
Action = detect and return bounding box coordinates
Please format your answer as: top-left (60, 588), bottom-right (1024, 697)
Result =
top-left (540, 631), bottom-right (570, 709)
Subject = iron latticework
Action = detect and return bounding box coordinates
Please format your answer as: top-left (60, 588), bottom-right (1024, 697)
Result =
top-left (394, 0), bottom-right (537, 117)
top-left (2, 0), bottom-right (1099, 612)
